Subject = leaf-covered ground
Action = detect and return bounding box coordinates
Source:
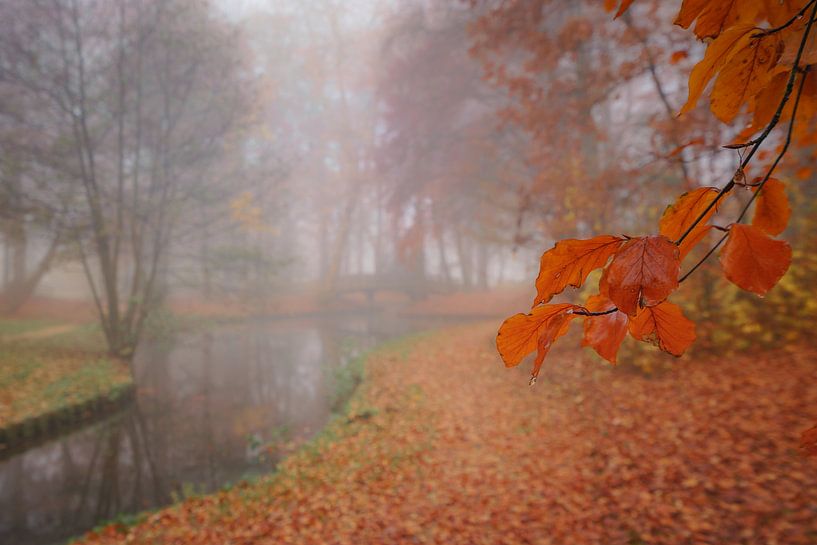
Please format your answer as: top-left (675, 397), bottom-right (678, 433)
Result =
top-left (0, 328), bottom-right (131, 430)
top-left (77, 323), bottom-right (817, 545)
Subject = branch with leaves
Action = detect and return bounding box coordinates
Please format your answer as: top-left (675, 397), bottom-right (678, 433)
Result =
top-left (495, 1), bottom-right (817, 455)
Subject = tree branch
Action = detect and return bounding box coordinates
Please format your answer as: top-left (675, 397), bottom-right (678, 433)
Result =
top-left (679, 63), bottom-right (812, 283)
top-left (753, 0), bottom-right (817, 38)
top-left (580, 4), bottom-right (817, 317)
top-left (675, 0), bottom-right (817, 246)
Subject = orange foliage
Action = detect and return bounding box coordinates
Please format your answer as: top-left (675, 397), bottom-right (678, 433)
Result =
top-left (752, 178), bottom-right (792, 235)
top-left (605, 236), bottom-right (680, 316)
top-left (628, 301), bottom-right (697, 356)
top-left (709, 32), bottom-right (784, 123)
top-left (581, 294), bottom-right (628, 364)
top-left (532, 235), bottom-right (625, 306)
top-left (670, 49), bottom-right (689, 63)
top-left (491, 0), bottom-right (817, 448)
top-left (675, 0), bottom-right (761, 39)
top-left (720, 223), bottom-right (793, 295)
top-left (680, 23), bottom-right (757, 116)
top-left (604, 0), bottom-right (636, 19)
top-left (660, 187), bottom-right (720, 240)
top-left (496, 303), bottom-right (579, 380)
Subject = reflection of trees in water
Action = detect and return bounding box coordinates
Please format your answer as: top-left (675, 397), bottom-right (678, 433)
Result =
top-left (0, 316), bottom-right (427, 545)
top-left (0, 405), bottom-right (164, 545)
top-left (71, 407), bottom-right (165, 526)
top-left (3, 456), bottom-right (23, 535)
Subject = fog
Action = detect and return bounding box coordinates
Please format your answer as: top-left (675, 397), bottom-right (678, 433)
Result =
top-left (0, 0), bottom-right (545, 335)
top-left (0, 0), bottom-right (744, 336)
top-left (2, 2), bottom-right (817, 544)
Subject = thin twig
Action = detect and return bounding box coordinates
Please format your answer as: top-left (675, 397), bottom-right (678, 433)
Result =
top-left (735, 67), bottom-right (810, 224)
top-left (573, 307), bottom-right (618, 317)
top-left (753, 0), bottom-right (817, 37)
top-left (679, 231), bottom-right (728, 283)
top-left (676, 1), bottom-right (817, 245)
top-left (679, 42), bottom-right (813, 283)
top-left (581, 4), bottom-right (817, 316)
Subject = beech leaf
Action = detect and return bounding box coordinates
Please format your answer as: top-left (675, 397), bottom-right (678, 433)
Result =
top-left (710, 34), bottom-right (784, 123)
top-left (532, 235), bottom-right (625, 306)
top-left (752, 178), bottom-right (791, 236)
top-left (780, 17), bottom-right (817, 64)
top-left (737, 67), bottom-right (791, 138)
top-left (628, 301), bottom-right (697, 357)
top-left (680, 24), bottom-right (755, 116)
top-left (762, 0), bottom-right (811, 26)
top-left (581, 294), bottom-right (629, 364)
top-left (659, 187), bottom-right (720, 241)
top-left (675, 0), bottom-right (760, 40)
top-left (605, 0), bottom-right (635, 18)
top-left (605, 236), bottom-right (681, 316)
top-left (720, 223), bottom-right (792, 296)
top-left (496, 303), bottom-right (580, 380)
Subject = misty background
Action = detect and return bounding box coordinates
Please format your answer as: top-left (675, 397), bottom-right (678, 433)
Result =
top-left (3, 2), bottom-right (817, 545)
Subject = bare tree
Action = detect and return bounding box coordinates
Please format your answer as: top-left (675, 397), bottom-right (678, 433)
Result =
top-left (0, 0), bottom-right (253, 357)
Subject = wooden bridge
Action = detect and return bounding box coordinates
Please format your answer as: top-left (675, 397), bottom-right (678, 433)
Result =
top-left (333, 272), bottom-right (449, 302)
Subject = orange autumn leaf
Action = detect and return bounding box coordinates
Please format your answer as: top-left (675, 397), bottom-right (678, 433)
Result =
top-left (628, 301), bottom-right (697, 356)
top-left (496, 303), bottom-right (580, 380)
top-left (737, 67), bottom-right (791, 139)
top-left (710, 33), bottom-right (784, 123)
top-left (780, 18), bottom-right (817, 64)
top-left (670, 49), bottom-right (689, 64)
top-left (680, 23), bottom-right (755, 116)
top-left (532, 235), bottom-right (626, 306)
top-left (752, 178), bottom-right (791, 235)
top-left (603, 0), bottom-right (636, 18)
top-left (581, 294), bottom-right (628, 364)
top-left (675, 0), bottom-right (760, 39)
top-left (801, 424), bottom-right (817, 456)
top-left (679, 224), bottom-right (714, 260)
top-left (659, 187), bottom-right (720, 241)
top-left (762, 0), bottom-right (811, 26)
top-left (720, 223), bottom-right (792, 295)
top-left (605, 236), bottom-right (680, 316)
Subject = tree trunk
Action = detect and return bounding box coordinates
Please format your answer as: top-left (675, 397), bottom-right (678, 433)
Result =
top-left (0, 231), bottom-right (61, 315)
top-left (455, 229), bottom-right (472, 289)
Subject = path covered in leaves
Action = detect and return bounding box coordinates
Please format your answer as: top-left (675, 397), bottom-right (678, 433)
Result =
top-left (80, 323), bottom-right (817, 545)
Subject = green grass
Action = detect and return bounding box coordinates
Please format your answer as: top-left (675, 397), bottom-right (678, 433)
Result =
top-left (37, 322), bottom-right (108, 352)
top-left (0, 321), bottom-right (131, 431)
top-left (0, 318), bottom-right (61, 338)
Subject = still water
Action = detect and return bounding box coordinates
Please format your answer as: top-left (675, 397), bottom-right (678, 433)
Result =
top-left (0, 313), bottom-right (432, 545)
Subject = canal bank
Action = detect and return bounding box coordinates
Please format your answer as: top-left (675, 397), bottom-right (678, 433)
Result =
top-left (0, 312), bottom-right (442, 545)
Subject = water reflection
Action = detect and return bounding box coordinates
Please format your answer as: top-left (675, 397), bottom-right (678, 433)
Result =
top-left (0, 313), bottom-right (426, 545)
